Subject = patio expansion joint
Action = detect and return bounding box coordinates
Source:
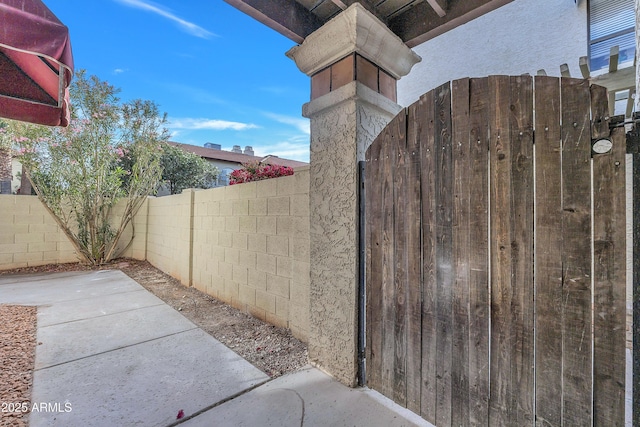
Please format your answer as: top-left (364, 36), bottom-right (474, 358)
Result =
top-left (34, 326), bottom-right (200, 372)
top-left (39, 287), bottom-right (152, 305)
top-left (167, 376), bottom-right (274, 427)
top-left (0, 271), bottom-right (109, 285)
top-left (0, 286), bottom-right (152, 306)
top-left (37, 301), bottom-right (166, 328)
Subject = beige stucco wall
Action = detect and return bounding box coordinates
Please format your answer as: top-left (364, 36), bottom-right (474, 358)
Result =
top-left (0, 195), bottom-right (77, 269)
top-left (304, 82), bottom-right (402, 385)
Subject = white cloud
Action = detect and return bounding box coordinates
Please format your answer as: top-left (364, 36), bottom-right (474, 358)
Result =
top-left (114, 0), bottom-right (215, 39)
top-left (253, 138), bottom-right (310, 163)
top-left (263, 112), bottom-right (310, 135)
top-left (113, 68), bottom-right (127, 74)
top-left (169, 118), bottom-right (258, 131)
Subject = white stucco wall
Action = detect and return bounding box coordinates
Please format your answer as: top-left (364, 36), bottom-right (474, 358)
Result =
top-left (398, 0), bottom-right (588, 106)
top-left (11, 158), bottom-right (21, 194)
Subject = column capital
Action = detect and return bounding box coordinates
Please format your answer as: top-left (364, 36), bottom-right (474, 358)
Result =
top-left (285, 3), bottom-right (421, 79)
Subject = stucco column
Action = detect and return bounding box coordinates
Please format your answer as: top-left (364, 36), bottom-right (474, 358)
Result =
top-left (287, 3), bottom-right (420, 386)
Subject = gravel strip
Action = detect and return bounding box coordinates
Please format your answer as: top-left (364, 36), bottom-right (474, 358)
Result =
top-left (0, 305), bottom-right (37, 427)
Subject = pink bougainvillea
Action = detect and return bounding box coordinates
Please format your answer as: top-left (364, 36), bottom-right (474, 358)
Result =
top-left (229, 161), bottom-right (294, 185)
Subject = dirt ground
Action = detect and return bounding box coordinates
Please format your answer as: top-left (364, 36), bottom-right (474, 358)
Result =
top-left (0, 258), bottom-right (308, 426)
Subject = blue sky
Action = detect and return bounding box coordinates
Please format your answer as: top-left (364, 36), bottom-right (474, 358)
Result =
top-left (44, 0), bottom-right (311, 161)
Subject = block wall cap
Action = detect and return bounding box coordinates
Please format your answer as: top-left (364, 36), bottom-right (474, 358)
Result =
top-left (286, 3), bottom-right (421, 79)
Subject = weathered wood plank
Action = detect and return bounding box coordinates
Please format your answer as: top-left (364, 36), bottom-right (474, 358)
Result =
top-left (451, 77), bottom-right (471, 427)
top-left (634, 151), bottom-right (640, 427)
top-left (508, 75), bottom-right (534, 426)
top-left (488, 74), bottom-right (513, 427)
top-left (593, 125), bottom-right (626, 426)
top-left (418, 88), bottom-right (438, 423)
top-left (365, 116), bottom-right (384, 393)
top-left (392, 111), bottom-right (408, 406)
top-left (560, 77), bottom-right (593, 425)
top-left (434, 81), bottom-right (454, 427)
top-left (534, 75), bottom-right (564, 427)
top-left (425, 0), bottom-right (447, 17)
top-left (467, 77), bottom-right (490, 426)
top-left (405, 99), bottom-right (423, 414)
top-left (380, 113), bottom-right (398, 400)
top-left (590, 83), bottom-right (610, 140)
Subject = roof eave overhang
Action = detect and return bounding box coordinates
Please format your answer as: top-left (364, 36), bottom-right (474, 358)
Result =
top-left (224, 0), bottom-right (515, 48)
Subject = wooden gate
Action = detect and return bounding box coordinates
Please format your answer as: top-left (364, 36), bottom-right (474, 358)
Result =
top-left (364, 76), bottom-right (627, 426)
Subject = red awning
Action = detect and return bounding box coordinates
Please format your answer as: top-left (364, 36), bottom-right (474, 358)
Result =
top-left (0, 0), bottom-right (73, 127)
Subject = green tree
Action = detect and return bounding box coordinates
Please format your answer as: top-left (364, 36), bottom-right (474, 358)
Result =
top-left (160, 143), bottom-right (218, 194)
top-left (14, 70), bottom-right (168, 265)
top-left (0, 121), bottom-right (14, 193)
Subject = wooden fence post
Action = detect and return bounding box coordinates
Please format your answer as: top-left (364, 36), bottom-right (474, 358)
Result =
top-left (629, 122), bottom-right (640, 427)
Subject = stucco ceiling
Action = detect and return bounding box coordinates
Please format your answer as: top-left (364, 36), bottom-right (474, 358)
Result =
top-left (224, 0), bottom-right (514, 47)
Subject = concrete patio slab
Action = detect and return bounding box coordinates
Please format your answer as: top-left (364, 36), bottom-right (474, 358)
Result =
top-left (0, 270), bottom-right (140, 305)
top-left (183, 366), bottom-right (432, 427)
top-left (35, 303), bottom-right (199, 369)
top-left (2, 270), bottom-right (270, 427)
top-left (30, 328), bottom-right (268, 427)
top-left (36, 289), bottom-right (165, 327)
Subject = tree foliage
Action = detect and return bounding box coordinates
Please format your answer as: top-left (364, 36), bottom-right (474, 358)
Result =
top-left (14, 70), bottom-right (168, 265)
top-left (0, 121), bottom-right (13, 184)
top-left (160, 143), bottom-right (218, 194)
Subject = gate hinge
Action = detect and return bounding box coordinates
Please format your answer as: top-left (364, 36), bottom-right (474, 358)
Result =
top-left (609, 114), bottom-right (626, 129)
top-left (627, 112), bottom-right (640, 154)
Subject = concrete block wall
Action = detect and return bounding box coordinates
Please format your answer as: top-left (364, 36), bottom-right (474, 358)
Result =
top-left (145, 190), bottom-right (193, 285)
top-left (1, 170), bottom-right (311, 343)
top-left (0, 195), bottom-right (77, 269)
top-left (189, 167), bottom-right (310, 341)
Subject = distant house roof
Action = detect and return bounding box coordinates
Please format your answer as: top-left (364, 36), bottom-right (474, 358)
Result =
top-left (168, 142), bottom-right (308, 169)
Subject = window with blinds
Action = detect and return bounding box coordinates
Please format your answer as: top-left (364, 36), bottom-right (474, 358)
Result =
top-left (589, 0), bottom-right (635, 71)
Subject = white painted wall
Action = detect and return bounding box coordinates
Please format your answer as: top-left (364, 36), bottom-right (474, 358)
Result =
top-left (398, 0), bottom-right (588, 106)
top-left (11, 158), bottom-right (21, 194)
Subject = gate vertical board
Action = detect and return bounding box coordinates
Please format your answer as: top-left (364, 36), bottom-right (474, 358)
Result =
top-left (405, 99), bottom-right (423, 414)
top-left (488, 75), bottom-right (514, 427)
top-left (364, 76), bottom-right (626, 426)
top-left (533, 76), bottom-right (563, 427)
top-left (418, 89), bottom-right (438, 423)
top-left (365, 120), bottom-right (383, 395)
top-left (451, 78), bottom-right (471, 427)
top-left (392, 111), bottom-right (408, 406)
top-left (434, 82), bottom-right (454, 427)
top-left (560, 77), bottom-right (593, 425)
top-left (467, 77), bottom-right (491, 427)
top-left (380, 114), bottom-right (399, 399)
top-left (508, 75), bottom-right (535, 425)
top-left (593, 124), bottom-right (626, 426)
